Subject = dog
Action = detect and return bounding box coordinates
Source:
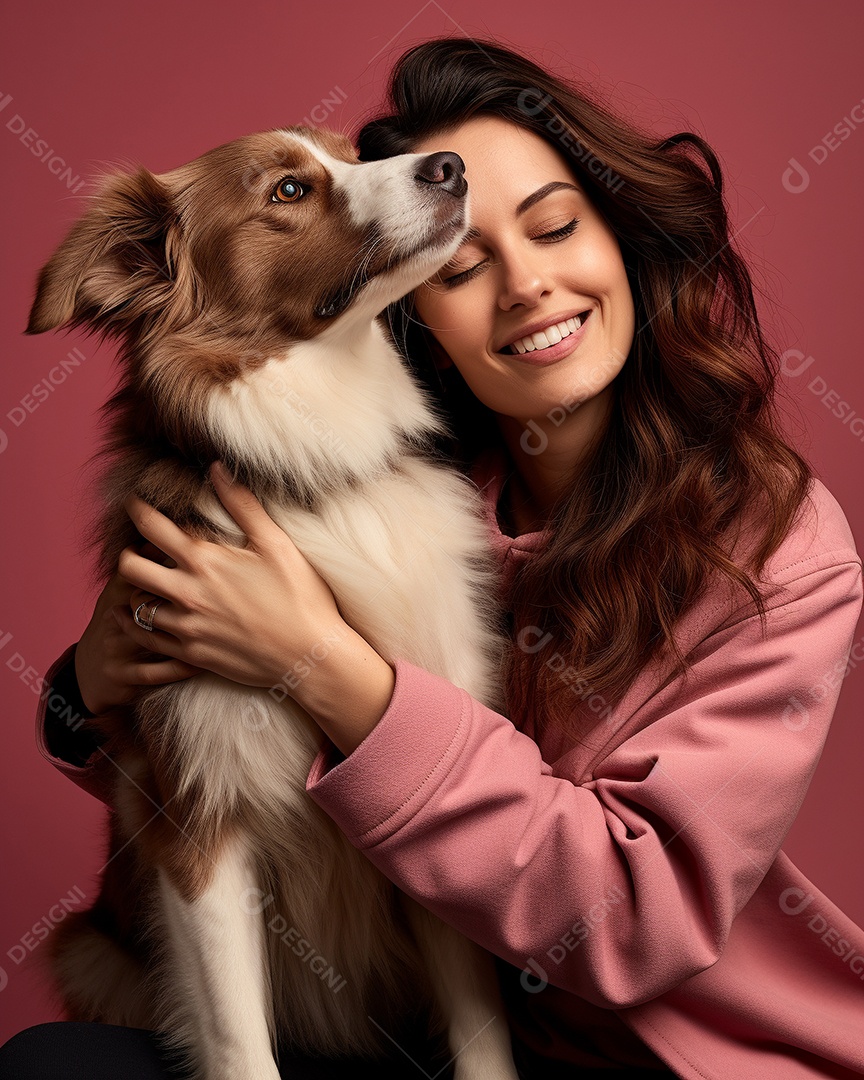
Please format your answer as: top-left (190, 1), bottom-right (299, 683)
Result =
top-left (26, 126), bottom-right (520, 1080)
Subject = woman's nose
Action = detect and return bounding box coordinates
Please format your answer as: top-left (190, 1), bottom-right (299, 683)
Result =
top-left (496, 250), bottom-right (553, 309)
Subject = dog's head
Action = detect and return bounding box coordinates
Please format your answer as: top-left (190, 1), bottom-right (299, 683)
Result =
top-left (26, 126), bottom-right (468, 349)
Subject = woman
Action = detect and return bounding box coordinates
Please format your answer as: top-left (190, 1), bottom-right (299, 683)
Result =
top-left (4, 35), bottom-right (864, 1080)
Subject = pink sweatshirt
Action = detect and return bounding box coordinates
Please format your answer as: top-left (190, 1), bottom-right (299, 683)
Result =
top-left (36, 445), bottom-right (864, 1078)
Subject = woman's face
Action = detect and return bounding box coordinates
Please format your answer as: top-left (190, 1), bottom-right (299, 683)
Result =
top-left (411, 115), bottom-right (636, 452)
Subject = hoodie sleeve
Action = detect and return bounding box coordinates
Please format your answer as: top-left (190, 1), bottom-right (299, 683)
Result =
top-left (35, 642), bottom-right (115, 805)
top-left (304, 538), bottom-right (863, 1009)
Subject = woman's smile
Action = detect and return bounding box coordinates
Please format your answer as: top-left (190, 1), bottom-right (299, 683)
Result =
top-left (498, 308), bottom-right (593, 365)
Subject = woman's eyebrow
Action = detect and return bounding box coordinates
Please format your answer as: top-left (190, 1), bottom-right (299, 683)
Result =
top-left (458, 181), bottom-right (582, 243)
top-left (516, 180), bottom-right (582, 215)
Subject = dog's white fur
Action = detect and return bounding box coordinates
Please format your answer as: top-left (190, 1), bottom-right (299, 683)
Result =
top-left (31, 127), bottom-right (520, 1079)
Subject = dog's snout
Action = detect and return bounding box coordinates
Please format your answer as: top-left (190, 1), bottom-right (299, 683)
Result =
top-left (414, 152), bottom-right (466, 198)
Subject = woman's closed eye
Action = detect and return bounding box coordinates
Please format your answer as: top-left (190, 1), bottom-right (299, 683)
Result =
top-left (439, 217), bottom-right (581, 287)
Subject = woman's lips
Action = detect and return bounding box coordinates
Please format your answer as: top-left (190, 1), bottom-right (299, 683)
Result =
top-left (499, 309), bottom-right (592, 366)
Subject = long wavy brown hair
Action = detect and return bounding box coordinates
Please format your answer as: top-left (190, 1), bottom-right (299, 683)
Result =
top-left (355, 36), bottom-right (812, 744)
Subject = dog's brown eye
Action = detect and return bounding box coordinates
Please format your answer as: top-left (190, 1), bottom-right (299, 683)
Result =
top-left (272, 178), bottom-right (306, 203)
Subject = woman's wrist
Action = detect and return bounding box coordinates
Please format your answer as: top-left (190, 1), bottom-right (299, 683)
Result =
top-left (288, 623), bottom-right (396, 757)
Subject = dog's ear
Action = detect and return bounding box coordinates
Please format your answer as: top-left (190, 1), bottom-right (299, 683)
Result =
top-left (26, 168), bottom-right (181, 336)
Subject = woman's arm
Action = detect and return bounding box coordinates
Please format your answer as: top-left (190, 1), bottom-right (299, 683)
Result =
top-left (302, 537), bottom-right (864, 1009)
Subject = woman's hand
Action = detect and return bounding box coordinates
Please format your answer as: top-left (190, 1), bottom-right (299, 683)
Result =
top-left (116, 461), bottom-right (351, 693)
top-left (114, 462), bottom-right (396, 755)
top-left (114, 461), bottom-right (396, 753)
top-left (75, 548), bottom-right (204, 716)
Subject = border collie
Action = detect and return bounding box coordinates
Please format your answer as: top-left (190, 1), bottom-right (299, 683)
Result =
top-left (27, 125), bottom-right (519, 1080)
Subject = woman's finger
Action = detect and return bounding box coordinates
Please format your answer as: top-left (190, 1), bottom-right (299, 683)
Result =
top-left (116, 547), bottom-right (182, 603)
top-left (112, 603), bottom-right (185, 658)
top-left (209, 461), bottom-right (285, 549)
top-left (127, 657), bottom-right (206, 686)
top-left (127, 589), bottom-right (183, 635)
top-left (123, 493), bottom-right (199, 567)
top-left (138, 539), bottom-right (176, 567)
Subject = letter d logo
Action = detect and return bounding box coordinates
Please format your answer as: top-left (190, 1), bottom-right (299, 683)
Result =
top-left (779, 350), bottom-right (816, 379)
top-left (520, 957), bottom-right (548, 994)
top-left (516, 88), bottom-right (553, 117)
top-left (520, 419), bottom-right (548, 456)
top-left (781, 157), bottom-right (810, 194)
top-left (239, 887), bottom-right (274, 915)
top-left (779, 887), bottom-right (814, 915)
top-left (781, 696), bottom-right (810, 731)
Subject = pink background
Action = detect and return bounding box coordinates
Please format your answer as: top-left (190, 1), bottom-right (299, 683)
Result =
top-left (2, 0), bottom-right (862, 1042)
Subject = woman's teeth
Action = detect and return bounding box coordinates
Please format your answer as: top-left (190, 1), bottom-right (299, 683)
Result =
top-left (504, 312), bottom-right (587, 354)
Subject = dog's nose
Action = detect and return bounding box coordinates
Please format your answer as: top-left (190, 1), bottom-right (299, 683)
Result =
top-left (414, 152), bottom-right (466, 198)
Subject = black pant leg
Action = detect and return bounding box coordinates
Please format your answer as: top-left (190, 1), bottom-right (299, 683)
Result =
top-left (0, 1021), bottom-right (457, 1080)
top-left (0, 1020), bottom-right (679, 1079)
top-left (0, 1023), bottom-right (191, 1080)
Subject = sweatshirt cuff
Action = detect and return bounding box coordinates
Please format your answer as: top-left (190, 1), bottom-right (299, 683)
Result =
top-left (36, 643), bottom-right (114, 804)
top-left (305, 656), bottom-right (470, 846)
top-left (40, 643), bottom-right (104, 764)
